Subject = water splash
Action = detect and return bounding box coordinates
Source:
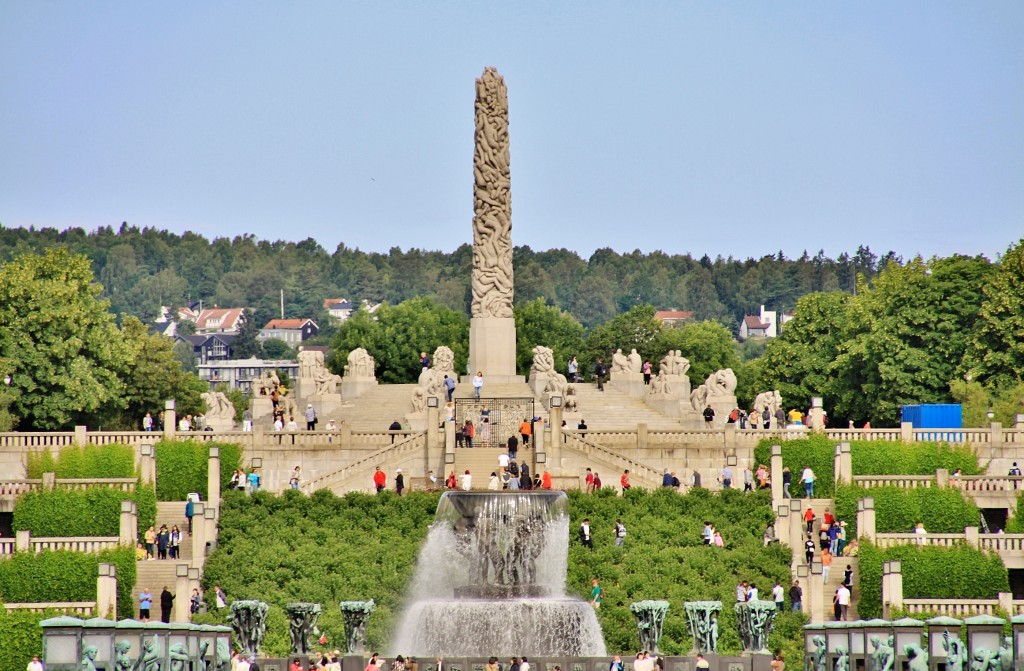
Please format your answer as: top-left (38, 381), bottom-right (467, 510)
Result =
top-left (391, 492), bottom-right (606, 657)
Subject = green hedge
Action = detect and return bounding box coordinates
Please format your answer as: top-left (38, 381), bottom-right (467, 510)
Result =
top-left (0, 547), bottom-right (136, 619)
top-left (754, 437), bottom-right (983, 498)
top-left (26, 444), bottom-right (138, 479)
top-left (0, 608), bottom-right (47, 671)
top-left (154, 440), bottom-right (242, 501)
top-left (858, 541), bottom-right (1008, 619)
top-left (13, 486), bottom-right (156, 539)
top-left (199, 488), bottom-right (804, 661)
top-left (834, 485), bottom-right (979, 538)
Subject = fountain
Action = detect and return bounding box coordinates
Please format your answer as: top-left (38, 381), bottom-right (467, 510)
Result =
top-left (391, 491), bottom-right (606, 657)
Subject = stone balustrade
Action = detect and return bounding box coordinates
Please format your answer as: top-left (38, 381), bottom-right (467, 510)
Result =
top-left (4, 602), bottom-right (96, 615)
top-left (853, 475), bottom-right (934, 489)
top-left (901, 599), bottom-right (1003, 618)
top-left (874, 532), bottom-right (967, 549)
top-left (28, 536), bottom-right (122, 554)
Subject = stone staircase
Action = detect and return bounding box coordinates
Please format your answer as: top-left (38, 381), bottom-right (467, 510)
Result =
top-left (132, 501), bottom-right (194, 614)
top-left (454, 448), bottom-right (515, 489)
top-left (825, 556), bottom-right (859, 621)
top-left (567, 384), bottom-right (686, 430)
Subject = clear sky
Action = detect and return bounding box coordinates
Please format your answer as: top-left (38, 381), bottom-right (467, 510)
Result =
top-left (1, 2), bottom-right (1022, 262)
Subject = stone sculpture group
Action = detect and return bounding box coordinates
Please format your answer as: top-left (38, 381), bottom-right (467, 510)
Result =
top-left (298, 349), bottom-right (343, 395)
top-left (684, 601), bottom-right (721, 655)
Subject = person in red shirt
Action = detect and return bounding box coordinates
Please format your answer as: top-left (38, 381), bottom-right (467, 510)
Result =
top-left (592, 473), bottom-right (602, 490)
top-left (373, 466), bottom-right (386, 494)
top-left (823, 509), bottom-right (835, 527)
top-left (290, 659), bottom-right (302, 671)
top-left (584, 468), bottom-right (594, 493)
top-left (446, 471), bottom-right (457, 489)
top-left (541, 469), bottom-right (553, 489)
top-left (620, 469), bottom-right (631, 491)
top-left (804, 507), bottom-right (816, 534)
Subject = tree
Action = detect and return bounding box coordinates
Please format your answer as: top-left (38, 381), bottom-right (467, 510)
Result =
top-left (231, 309), bottom-right (264, 359)
top-left (0, 250), bottom-right (128, 429)
top-left (328, 298), bottom-right (469, 383)
top-left (583, 305), bottom-right (664, 372)
top-left (262, 338), bottom-right (295, 360)
top-left (658, 320), bottom-right (741, 389)
top-left (965, 240), bottom-right (1024, 389)
top-left (513, 299), bottom-right (585, 377)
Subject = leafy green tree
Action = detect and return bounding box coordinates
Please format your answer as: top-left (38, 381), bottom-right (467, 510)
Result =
top-left (0, 249), bottom-right (127, 429)
top-left (261, 338), bottom-right (295, 360)
top-left (583, 305), bottom-right (663, 371)
top-left (657, 320), bottom-right (741, 388)
top-left (965, 239), bottom-right (1024, 389)
top-left (230, 309), bottom-right (264, 359)
top-left (513, 299), bottom-right (585, 377)
top-left (329, 298), bottom-right (469, 383)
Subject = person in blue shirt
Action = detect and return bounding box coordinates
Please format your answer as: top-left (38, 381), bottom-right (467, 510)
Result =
top-left (139, 588), bottom-right (153, 622)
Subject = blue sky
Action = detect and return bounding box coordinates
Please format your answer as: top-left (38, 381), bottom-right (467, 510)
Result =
top-left (1, 2), bottom-right (1022, 261)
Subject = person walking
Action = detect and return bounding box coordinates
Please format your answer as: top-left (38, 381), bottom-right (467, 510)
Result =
top-left (594, 358), bottom-right (607, 392)
top-left (801, 465), bottom-right (816, 498)
top-left (519, 418), bottom-right (532, 447)
top-left (304, 404), bottom-right (317, 430)
top-left (579, 518), bottom-right (593, 550)
top-left (160, 586), bottom-right (174, 623)
top-left (395, 469), bottom-right (404, 496)
top-left (788, 581), bottom-right (803, 612)
top-left (472, 371), bottom-right (484, 400)
top-left (185, 497), bottom-right (194, 534)
top-left (444, 375), bottom-right (456, 402)
top-left (139, 588), bottom-right (153, 622)
top-left (614, 519), bottom-right (627, 546)
top-left (373, 466), bottom-right (386, 494)
top-left (703, 405), bottom-right (715, 428)
top-left (589, 578), bottom-right (603, 608)
top-left (567, 356), bottom-right (579, 383)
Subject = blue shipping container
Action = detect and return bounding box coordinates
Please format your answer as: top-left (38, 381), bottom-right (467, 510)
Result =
top-left (901, 404), bottom-right (962, 429)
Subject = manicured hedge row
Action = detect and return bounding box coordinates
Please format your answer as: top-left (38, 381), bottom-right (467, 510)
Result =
top-left (857, 541), bottom-right (1008, 619)
top-left (154, 440), bottom-right (242, 501)
top-left (197, 487), bottom-right (804, 661)
top-left (13, 486), bottom-right (156, 539)
top-left (0, 547), bottom-right (136, 619)
top-left (754, 436), bottom-right (983, 498)
top-left (27, 444), bottom-right (137, 479)
top-left (833, 485), bottom-right (979, 538)
top-left (0, 608), bottom-right (47, 671)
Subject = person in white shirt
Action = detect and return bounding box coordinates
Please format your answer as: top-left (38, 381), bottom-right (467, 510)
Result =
top-left (836, 584), bottom-right (851, 620)
top-left (771, 582), bottom-right (784, 609)
top-left (473, 371), bottom-right (484, 400)
top-left (460, 470), bottom-right (472, 491)
top-left (521, 658), bottom-right (531, 671)
top-left (27, 655), bottom-right (44, 671)
top-left (747, 584), bottom-right (759, 601)
top-left (498, 453), bottom-right (510, 470)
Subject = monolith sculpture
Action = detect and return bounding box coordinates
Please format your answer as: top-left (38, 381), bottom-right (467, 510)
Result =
top-left (469, 67), bottom-right (521, 382)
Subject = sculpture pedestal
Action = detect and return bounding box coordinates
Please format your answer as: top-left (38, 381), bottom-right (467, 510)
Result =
top-left (341, 378), bottom-right (377, 399)
top-left (204, 418), bottom-right (234, 432)
top-left (609, 373), bottom-right (645, 398)
top-left (468, 317), bottom-right (524, 383)
top-left (404, 412), bottom-right (427, 431)
top-left (308, 394), bottom-right (342, 412)
top-left (296, 379), bottom-right (317, 400)
top-left (708, 396), bottom-right (738, 428)
top-left (251, 398), bottom-right (274, 420)
top-left (664, 374), bottom-right (692, 398)
top-left (645, 396), bottom-right (684, 418)
top-left (528, 372), bottom-right (556, 397)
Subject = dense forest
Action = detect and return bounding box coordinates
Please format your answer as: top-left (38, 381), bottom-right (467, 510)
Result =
top-left (0, 222), bottom-right (897, 331)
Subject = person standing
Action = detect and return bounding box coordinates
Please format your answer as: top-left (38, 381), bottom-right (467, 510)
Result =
top-left (27, 655), bottom-right (44, 671)
top-left (772, 581), bottom-right (784, 611)
top-left (620, 470), bottom-right (631, 491)
top-left (289, 466), bottom-right (301, 491)
top-left (143, 412), bottom-right (154, 432)
top-left (190, 588), bottom-right (203, 614)
top-left (214, 585), bottom-right (227, 609)
top-left (836, 584), bottom-right (851, 620)
top-left (395, 469), bottom-right (405, 496)
top-left (642, 360), bottom-right (652, 385)
top-left (822, 548), bottom-right (833, 582)
top-left (472, 371), bottom-right (484, 400)
top-left (782, 467), bottom-right (792, 499)
top-left (594, 358), bottom-right (607, 391)
top-left (579, 518), bottom-right (593, 550)
top-left (703, 405), bottom-right (715, 428)
top-left (720, 465), bottom-right (733, 489)
top-left (373, 466), bottom-right (387, 494)
top-left (304, 404), bottom-right (317, 430)
top-left (185, 497), bottom-right (194, 534)
top-left (590, 578), bottom-right (603, 608)
top-left (567, 356), bottom-right (579, 383)
top-left (788, 581), bottom-right (803, 612)
top-left (463, 420), bottom-right (475, 448)
top-left (420, 351), bottom-right (431, 369)
top-left (169, 525), bottom-right (181, 559)
top-left (388, 420), bottom-right (402, 444)
top-left (444, 375), bottom-right (456, 402)
top-left (801, 465), bottom-right (816, 498)
top-left (160, 586), bottom-right (174, 623)
top-left (242, 407), bottom-right (253, 432)
top-left (743, 466), bottom-right (754, 492)
top-left (507, 435), bottom-right (518, 460)
top-left (139, 588), bottom-right (153, 622)
top-left (775, 407), bottom-right (786, 429)
top-left (614, 519), bottom-right (627, 546)
top-left (585, 468), bottom-right (595, 493)
top-left (157, 525), bottom-right (170, 560)
top-left (144, 525), bottom-right (156, 558)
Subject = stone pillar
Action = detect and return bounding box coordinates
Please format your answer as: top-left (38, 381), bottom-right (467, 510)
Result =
top-left (998, 592), bottom-right (1014, 615)
top-left (207, 447), bottom-right (221, 512)
top-left (637, 423), bottom-right (648, 452)
top-left (724, 422), bottom-right (737, 448)
top-left (770, 445), bottom-right (783, 503)
top-left (16, 529), bottom-right (29, 552)
top-left (138, 443), bottom-right (156, 486)
top-left (882, 561), bottom-right (903, 619)
top-left (857, 498), bottom-right (875, 543)
top-left (797, 571), bottom-right (811, 617)
top-left (445, 420), bottom-right (456, 453)
top-left (163, 399), bottom-right (177, 440)
top-left (41, 472), bottom-right (56, 491)
top-left (936, 468), bottom-right (949, 487)
top-left (203, 507), bottom-right (217, 553)
top-left (75, 425), bottom-right (88, 446)
top-left (174, 564), bottom-right (191, 622)
top-left (808, 563), bottom-right (825, 623)
top-left (836, 442), bottom-right (852, 485)
top-left (1015, 414), bottom-right (1024, 431)
top-left (809, 397), bottom-right (825, 431)
top-left (119, 500), bottom-right (138, 546)
top-left (965, 526), bottom-right (980, 548)
top-left (191, 502), bottom-right (206, 563)
top-left (991, 422), bottom-right (1003, 447)
top-left (533, 419), bottom-right (545, 454)
top-left (789, 500), bottom-right (805, 554)
top-left (775, 502), bottom-right (791, 549)
top-left (548, 404), bottom-right (562, 466)
top-left (426, 403), bottom-right (439, 452)
top-left (900, 422), bottom-right (913, 442)
top-left (340, 422), bottom-right (352, 450)
top-left (97, 563), bottom-right (118, 620)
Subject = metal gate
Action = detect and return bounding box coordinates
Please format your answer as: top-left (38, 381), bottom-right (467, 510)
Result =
top-left (454, 397), bottom-right (535, 449)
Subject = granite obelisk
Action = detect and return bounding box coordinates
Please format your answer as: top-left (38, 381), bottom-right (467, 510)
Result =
top-left (468, 67), bottom-right (522, 382)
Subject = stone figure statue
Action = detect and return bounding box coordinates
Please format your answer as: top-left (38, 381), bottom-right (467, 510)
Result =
top-left (229, 599), bottom-right (270, 657)
top-left (543, 373), bottom-right (569, 396)
top-left (998, 637), bottom-right (1013, 671)
top-left (812, 635), bottom-right (828, 671)
top-left (969, 648), bottom-right (1000, 671)
top-left (198, 640), bottom-right (211, 671)
top-left (470, 67), bottom-right (514, 319)
top-left (943, 630), bottom-right (968, 671)
top-left (314, 367), bottom-right (342, 395)
top-left (285, 602), bottom-right (323, 655)
top-left (734, 601), bottom-right (776, 653)
top-left (627, 348), bottom-right (643, 373)
top-left (754, 391), bottom-right (784, 417)
top-left (168, 642), bottom-right (190, 671)
top-left (610, 349), bottom-right (630, 373)
top-left (298, 349), bottom-right (325, 379)
top-left (114, 640), bottom-right (133, 671)
top-left (563, 384), bottom-right (578, 412)
top-left (253, 369), bottom-right (281, 396)
top-left (201, 391), bottom-right (235, 421)
top-left (649, 371), bottom-right (672, 395)
top-left (215, 639), bottom-right (230, 671)
top-left (530, 345), bottom-right (556, 376)
top-left (705, 369), bottom-right (738, 396)
top-left (80, 644), bottom-right (98, 671)
top-left (432, 346), bottom-right (456, 377)
top-left (904, 644), bottom-right (928, 671)
top-left (870, 635), bottom-right (895, 671)
top-left (630, 600), bottom-right (669, 654)
top-left (139, 635), bottom-right (161, 671)
top-left (339, 600), bottom-right (376, 654)
top-left (684, 601), bottom-right (722, 654)
top-left (659, 350), bottom-right (691, 376)
top-left (835, 646), bottom-right (851, 671)
top-left (690, 384), bottom-right (709, 412)
top-left (344, 348), bottom-right (376, 379)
